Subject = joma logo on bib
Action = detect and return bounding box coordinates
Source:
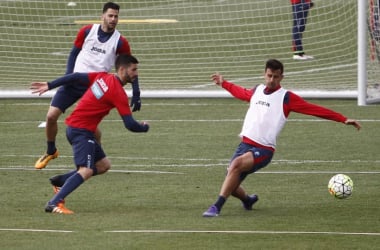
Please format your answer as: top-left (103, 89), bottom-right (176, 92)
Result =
top-left (91, 46), bottom-right (106, 54)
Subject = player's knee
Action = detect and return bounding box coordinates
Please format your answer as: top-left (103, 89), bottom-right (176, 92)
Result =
top-left (101, 163), bottom-right (111, 173)
top-left (78, 167), bottom-right (94, 180)
top-left (96, 158), bottom-right (111, 175)
top-left (228, 158), bottom-right (244, 174)
top-left (229, 153), bottom-right (253, 174)
top-left (46, 107), bottom-right (62, 123)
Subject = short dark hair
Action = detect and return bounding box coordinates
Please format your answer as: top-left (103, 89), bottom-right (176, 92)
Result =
top-left (115, 54), bottom-right (139, 70)
top-left (103, 2), bottom-right (120, 13)
top-left (265, 59), bottom-right (284, 74)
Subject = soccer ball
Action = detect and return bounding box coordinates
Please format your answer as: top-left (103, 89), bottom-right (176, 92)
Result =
top-left (328, 174), bottom-right (353, 199)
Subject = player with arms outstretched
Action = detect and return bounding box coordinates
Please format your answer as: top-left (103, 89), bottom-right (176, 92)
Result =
top-left (202, 59), bottom-right (361, 217)
top-left (35, 2), bottom-right (142, 169)
top-left (31, 54), bottom-right (149, 214)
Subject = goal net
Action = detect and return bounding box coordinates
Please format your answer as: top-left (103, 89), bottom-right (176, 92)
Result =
top-left (367, 0), bottom-right (380, 103)
top-left (0, 0), bottom-right (377, 102)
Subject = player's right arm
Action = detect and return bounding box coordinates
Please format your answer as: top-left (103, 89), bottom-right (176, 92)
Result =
top-left (212, 73), bottom-right (253, 101)
top-left (65, 47), bottom-right (81, 74)
top-left (65, 25), bottom-right (92, 74)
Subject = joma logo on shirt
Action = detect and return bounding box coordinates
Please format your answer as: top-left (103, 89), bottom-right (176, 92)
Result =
top-left (256, 100), bottom-right (270, 107)
top-left (91, 78), bottom-right (108, 99)
top-left (96, 78), bottom-right (108, 92)
top-left (91, 46), bottom-right (106, 54)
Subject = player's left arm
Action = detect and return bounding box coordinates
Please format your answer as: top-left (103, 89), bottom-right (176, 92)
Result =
top-left (122, 115), bottom-right (149, 132)
top-left (117, 36), bottom-right (141, 112)
top-left (285, 91), bottom-right (361, 130)
top-left (344, 119), bottom-right (361, 130)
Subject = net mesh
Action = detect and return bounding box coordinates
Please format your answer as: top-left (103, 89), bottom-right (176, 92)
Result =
top-left (0, 0), bottom-right (370, 98)
top-left (367, 0), bottom-right (380, 102)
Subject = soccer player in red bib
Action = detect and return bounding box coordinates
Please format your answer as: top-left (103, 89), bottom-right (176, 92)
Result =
top-left (31, 54), bottom-right (148, 214)
top-left (35, 2), bottom-right (142, 169)
top-left (202, 59), bottom-right (361, 217)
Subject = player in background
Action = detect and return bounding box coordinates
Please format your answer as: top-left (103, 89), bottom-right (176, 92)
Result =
top-left (370, 0), bottom-right (380, 41)
top-left (35, 2), bottom-right (142, 169)
top-left (30, 54), bottom-right (149, 214)
top-left (202, 59), bottom-right (361, 217)
top-left (291, 0), bottom-right (314, 60)
top-left (369, 0), bottom-right (380, 62)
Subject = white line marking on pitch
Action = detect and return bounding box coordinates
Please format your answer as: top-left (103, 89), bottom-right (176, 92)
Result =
top-left (105, 230), bottom-right (380, 236)
top-left (1, 118), bottom-right (380, 125)
top-left (0, 228), bottom-right (72, 233)
top-left (0, 167), bottom-right (379, 174)
top-left (2, 155), bottom-right (380, 164)
top-left (3, 154), bottom-right (380, 163)
top-left (0, 167), bottom-right (183, 174)
top-left (2, 228), bottom-right (379, 236)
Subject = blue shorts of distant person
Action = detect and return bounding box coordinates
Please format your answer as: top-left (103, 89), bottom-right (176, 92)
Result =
top-left (66, 126), bottom-right (106, 170)
top-left (230, 142), bottom-right (274, 181)
top-left (51, 84), bottom-right (88, 113)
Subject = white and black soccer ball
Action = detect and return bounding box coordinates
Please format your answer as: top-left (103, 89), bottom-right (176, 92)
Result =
top-left (328, 174), bottom-right (353, 199)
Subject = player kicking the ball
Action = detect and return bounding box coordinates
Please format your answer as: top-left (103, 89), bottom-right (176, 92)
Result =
top-left (30, 54), bottom-right (149, 214)
top-left (202, 59), bottom-right (361, 217)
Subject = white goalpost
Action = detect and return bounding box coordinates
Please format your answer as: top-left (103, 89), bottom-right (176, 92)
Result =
top-left (0, 0), bottom-right (378, 104)
top-left (358, 0), bottom-right (368, 106)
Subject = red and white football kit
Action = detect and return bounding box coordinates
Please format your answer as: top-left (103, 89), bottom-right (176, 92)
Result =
top-left (222, 81), bottom-right (347, 151)
top-left (65, 72), bottom-right (132, 132)
top-left (73, 24), bottom-right (130, 73)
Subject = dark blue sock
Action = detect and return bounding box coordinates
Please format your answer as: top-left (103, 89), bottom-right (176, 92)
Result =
top-left (214, 196), bottom-right (226, 211)
top-left (47, 141), bottom-right (56, 155)
top-left (49, 173), bottom-right (84, 206)
top-left (242, 195), bottom-right (249, 203)
top-left (49, 170), bottom-right (77, 187)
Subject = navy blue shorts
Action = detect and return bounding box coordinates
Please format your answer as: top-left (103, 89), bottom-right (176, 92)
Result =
top-left (66, 126), bottom-right (106, 170)
top-left (230, 142), bottom-right (274, 181)
top-left (51, 84), bottom-right (88, 113)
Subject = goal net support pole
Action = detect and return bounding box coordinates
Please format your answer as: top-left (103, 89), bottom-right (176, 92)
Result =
top-left (358, 0), bottom-right (368, 106)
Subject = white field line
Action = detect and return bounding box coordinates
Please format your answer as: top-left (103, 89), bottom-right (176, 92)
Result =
top-left (1, 155), bottom-right (380, 169)
top-left (1, 166), bottom-right (380, 175)
top-left (0, 228), bottom-right (72, 233)
top-left (104, 118), bottom-right (379, 123)
top-left (1, 118), bottom-right (380, 125)
top-left (0, 228), bottom-right (379, 236)
top-left (105, 229), bottom-right (380, 236)
top-left (1, 154), bottom-right (380, 165)
top-left (2, 154), bottom-right (380, 163)
top-left (0, 102), bottom-right (374, 107)
top-left (0, 167), bottom-right (183, 174)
